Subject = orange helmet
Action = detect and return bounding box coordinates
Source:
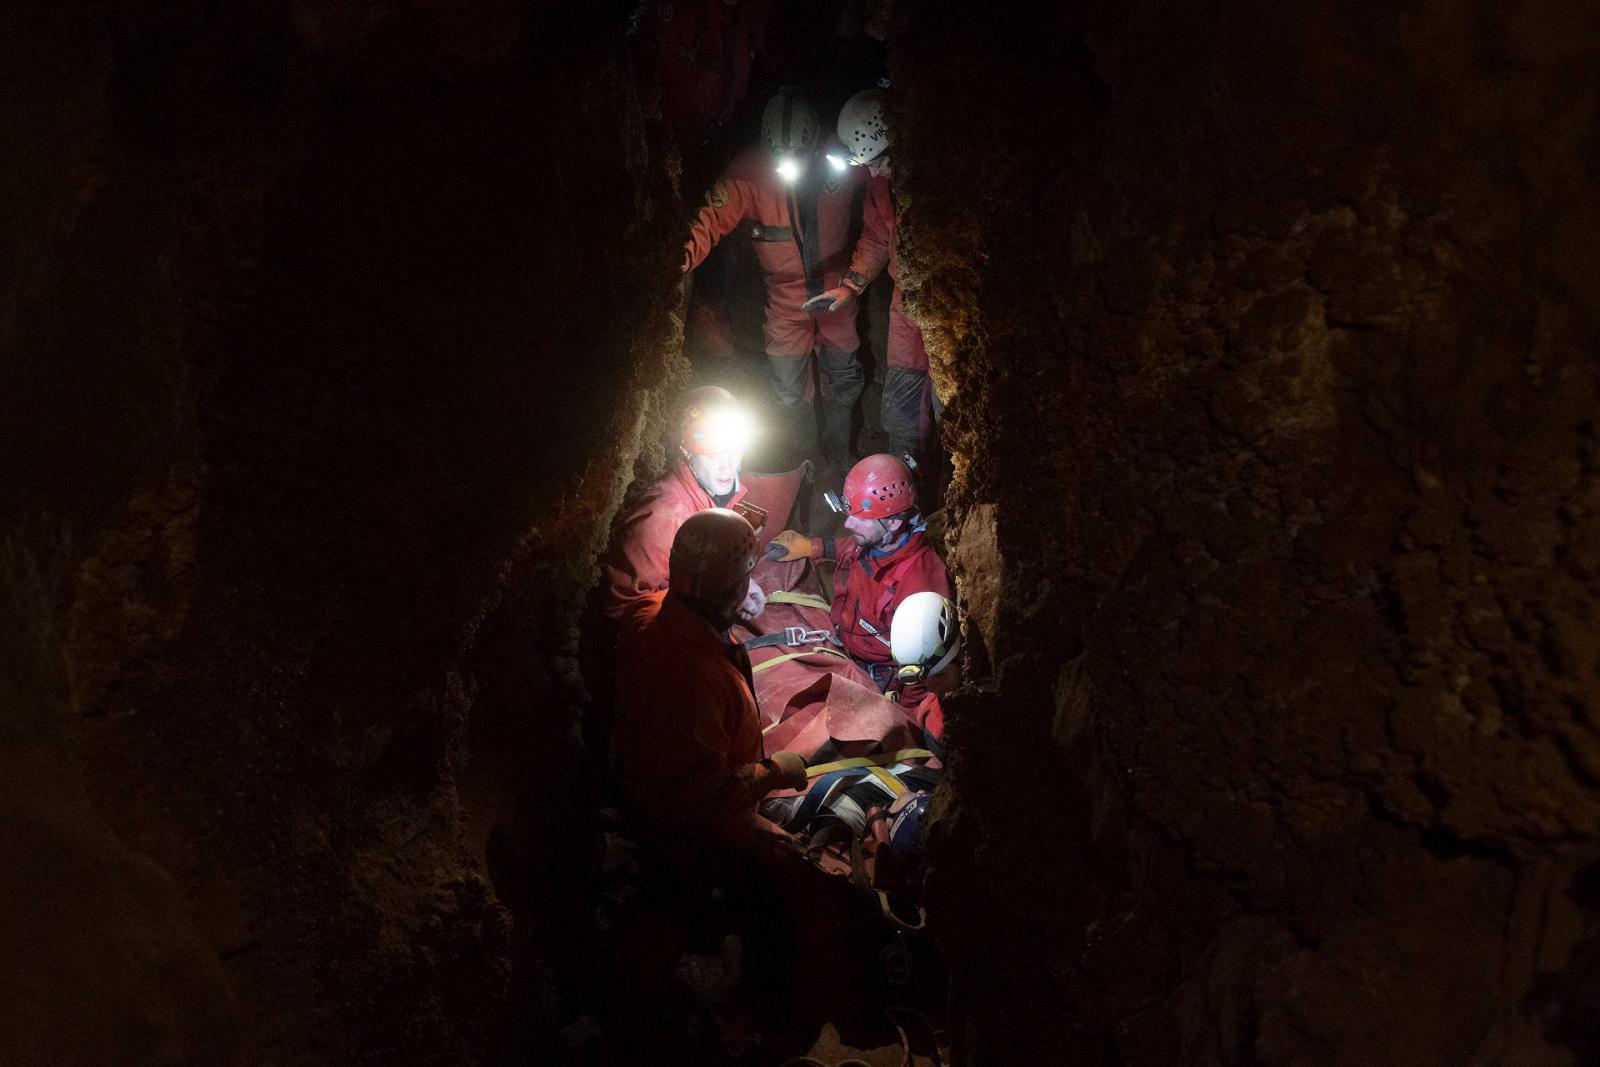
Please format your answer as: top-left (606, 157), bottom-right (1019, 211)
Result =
top-left (669, 509), bottom-right (758, 604)
top-left (679, 386), bottom-right (754, 456)
top-left (840, 454), bottom-right (915, 520)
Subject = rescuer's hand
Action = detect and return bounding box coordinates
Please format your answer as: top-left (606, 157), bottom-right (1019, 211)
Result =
top-left (764, 530), bottom-right (814, 562)
top-left (802, 287), bottom-right (856, 314)
top-left (735, 577), bottom-right (766, 623)
top-left (766, 751), bottom-right (809, 791)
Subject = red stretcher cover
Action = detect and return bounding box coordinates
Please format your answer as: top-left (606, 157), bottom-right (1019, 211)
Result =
top-left (734, 468), bottom-right (940, 927)
top-left (732, 467), bottom-right (880, 723)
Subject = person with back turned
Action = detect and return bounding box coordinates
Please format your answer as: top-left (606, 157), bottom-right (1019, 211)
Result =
top-left (614, 508), bottom-right (808, 842)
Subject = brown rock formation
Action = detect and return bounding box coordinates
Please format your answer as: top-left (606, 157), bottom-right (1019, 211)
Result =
top-left (895, 1), bottom-right (1599, 1063)
top-left (2, 2), bottom-right (682, 1061)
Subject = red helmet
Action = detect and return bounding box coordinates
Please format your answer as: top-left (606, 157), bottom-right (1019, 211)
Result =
top-left (669, 508), bottom-right (758, 603)
top-left (841, 454), bottom-right (916, 520)
top-left (679, 386), bottom-right (754, 456)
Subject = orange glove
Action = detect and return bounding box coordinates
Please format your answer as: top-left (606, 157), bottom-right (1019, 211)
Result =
top-left (801, 286), bottom-right (857, 314)
top-left (764, 529), bottom-right (815, 562)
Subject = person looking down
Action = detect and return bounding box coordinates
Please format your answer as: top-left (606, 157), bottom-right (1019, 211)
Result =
top-left (614, 508), bottom-right (809, 842)
top-left (763, 453), bottom-right (951, 688)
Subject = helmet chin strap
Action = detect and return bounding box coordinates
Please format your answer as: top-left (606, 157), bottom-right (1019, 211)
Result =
top-left (868, 513), bottom-right (921, 556)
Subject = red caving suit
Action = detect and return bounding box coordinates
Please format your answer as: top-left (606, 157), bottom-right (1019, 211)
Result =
top-left (685, 145), bottom-right (864, 360)
top-left (614, 590), bottom-right (786, 841)
top-left (630, 0), bottom-right (775, 149)
top-left (601, 459), bottom-right (748, 621)
top-left (847, 173), bottom-right (928, 372)
top-left (827, 531), bottom-right (952, 686)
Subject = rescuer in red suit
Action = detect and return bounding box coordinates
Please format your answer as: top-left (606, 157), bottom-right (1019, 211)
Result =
top-left (683, 88), bottom-right (867, 470)
top-left (614, 510), bottom-right (864, 1019)
top-left (804, 89), bottom-right (936, 469)
top-left (763, 454), bottom-right (951, 688)
top-left (600, 386), bottom-right (766, 622)
top-left (614, 508), bottom-right (808, 839)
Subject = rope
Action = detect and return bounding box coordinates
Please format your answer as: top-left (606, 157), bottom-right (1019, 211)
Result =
top-left (751, 646), bottom-right (849, 673)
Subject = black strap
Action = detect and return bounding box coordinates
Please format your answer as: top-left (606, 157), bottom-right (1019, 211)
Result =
top-left (742, 631), bottom-right (792, 650)
top-left (793, 175), bottom-right (825, 297)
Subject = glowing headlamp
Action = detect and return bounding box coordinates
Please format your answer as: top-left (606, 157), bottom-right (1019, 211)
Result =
top-left (825, 152), bottom-right (848, 172)
top-left (691, 406), bottom-right (758, 456)
top-left (774, 157), bottom-right (802, 184)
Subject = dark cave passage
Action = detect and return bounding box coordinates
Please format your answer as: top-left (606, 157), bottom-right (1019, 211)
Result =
top-left (3, 1), bottom-right (1598, 1065)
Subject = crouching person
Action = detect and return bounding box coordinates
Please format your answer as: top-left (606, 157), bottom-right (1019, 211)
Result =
top-left (616, 507), bottom-right (806, 847)
top-left (615, 508), bottom-right (850, 1021)
top-left (765, 454), bottom-right (952, 688)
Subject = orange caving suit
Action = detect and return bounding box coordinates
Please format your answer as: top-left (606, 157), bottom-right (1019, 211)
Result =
top-left (684, 146), bottom-right (866, 466)
top-left (685, 145), bottom-right (865, 358)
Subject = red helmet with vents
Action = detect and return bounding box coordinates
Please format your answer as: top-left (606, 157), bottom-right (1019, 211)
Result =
top-left (840, 454), bottom-right (915, 520)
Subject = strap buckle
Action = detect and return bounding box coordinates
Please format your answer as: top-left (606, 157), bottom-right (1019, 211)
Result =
top-left (785, 626), bottom-right (835, 646)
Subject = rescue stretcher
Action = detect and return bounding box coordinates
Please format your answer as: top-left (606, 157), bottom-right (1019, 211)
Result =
top-left (731, 466), bottom-right (942, 931)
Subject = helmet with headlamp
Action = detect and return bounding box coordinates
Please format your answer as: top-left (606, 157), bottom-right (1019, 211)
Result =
top-left (679, 386), bottom-right (757, 457)
top-left (837, 88), bottom-right (890, 166)
top-left (761, 88), bottom-right (822, 185)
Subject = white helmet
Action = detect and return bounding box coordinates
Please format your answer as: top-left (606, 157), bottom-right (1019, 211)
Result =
top-left (837, 89), bottom-right (889, 166)
top-left (890, 592), bottom-right (959, 678)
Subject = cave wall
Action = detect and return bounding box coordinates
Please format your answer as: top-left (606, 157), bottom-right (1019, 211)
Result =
top-left (1, 2), bottom-right (681, 1062)
top-left (895, 0), bottom-right (1600, 1063)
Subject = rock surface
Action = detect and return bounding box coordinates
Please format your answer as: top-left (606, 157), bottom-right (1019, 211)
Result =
top-left (2, 2), bottom-right (682, 1061)
top-left (895, 0), bottom-right (1600, 1063)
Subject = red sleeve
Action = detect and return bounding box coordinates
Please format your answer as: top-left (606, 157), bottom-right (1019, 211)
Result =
top-left (601, 506), bottom-right (676, 621)
top-left (684, 172), bottom-right (760, 272)
top-left (845, 176), bottom-right (893, 289)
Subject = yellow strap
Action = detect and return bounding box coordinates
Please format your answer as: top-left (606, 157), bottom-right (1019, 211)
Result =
top-left (765, 590), bottom-right (832, 611)
top-left (805, 748), bottom-right (935, 778)
top-left (751, 646), bottom-right (848, 673)
top-left (868, 767), bottom-right (908, 795)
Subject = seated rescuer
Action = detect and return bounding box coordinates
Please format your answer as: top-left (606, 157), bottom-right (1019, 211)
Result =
top-left (600, 385), bottom-right (767, 622)
top-left (764, 454), bottom-right (952, 688)
top-left (614, 509), bottom-right (809, 844)
top-left (888, 591), bottom-right (961, 744)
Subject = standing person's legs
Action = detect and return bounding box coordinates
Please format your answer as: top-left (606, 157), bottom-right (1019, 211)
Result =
top-left (816, 304), bottom-right (865, 471)
top-left (764, 304), bottom-right (820, 466)
top-left (882, 302), bottom-right (935, 466)
top-left (882, 365), bottom-right (932, 464)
